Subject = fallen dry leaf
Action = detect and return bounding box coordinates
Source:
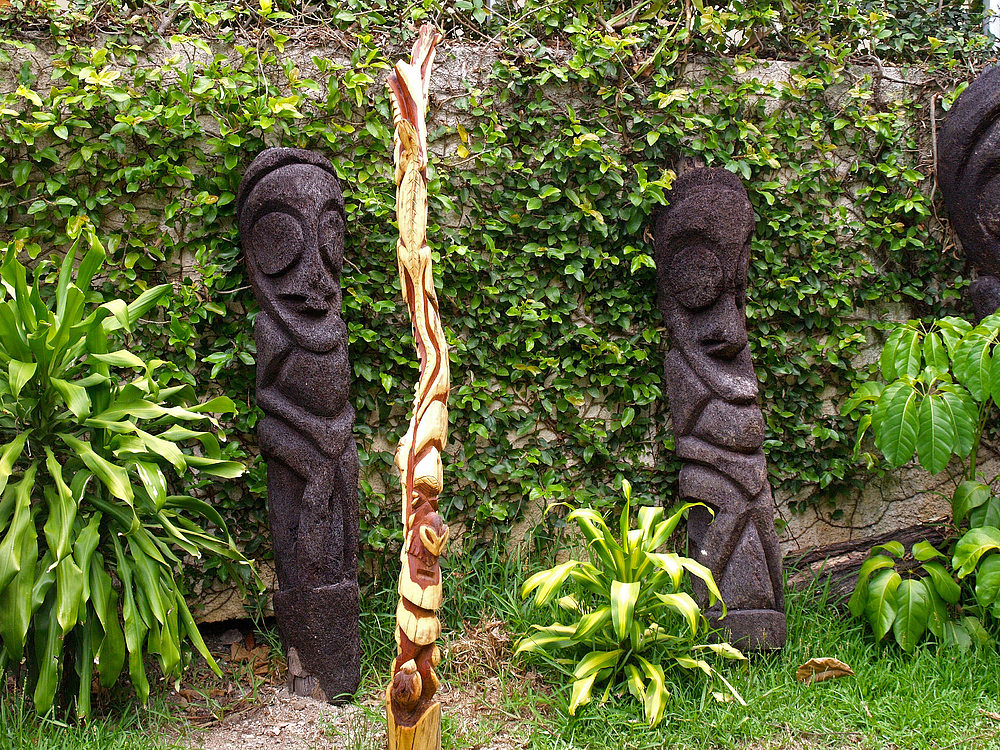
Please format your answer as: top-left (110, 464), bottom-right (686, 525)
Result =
top-left (796, 657), bottom-right (855, 685)
top-left (230, 641), bottom-right (270, 663)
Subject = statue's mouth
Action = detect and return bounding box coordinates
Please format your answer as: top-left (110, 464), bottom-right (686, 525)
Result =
top-left (703, 338), bottom-right (744, 359)
top-left (415, 566), bottom-right (437, 581)
top-left (280, 293), bottom-right (331, 317)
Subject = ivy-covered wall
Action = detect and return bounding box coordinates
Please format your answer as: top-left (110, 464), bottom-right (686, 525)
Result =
top-left (1, 1), bottom-right (995, 610)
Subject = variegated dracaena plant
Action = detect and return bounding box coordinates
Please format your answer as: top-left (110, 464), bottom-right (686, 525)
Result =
top-left (517, 480), bottom-right (746, 727)
top-left (0, 217), bottom-right (253, 717)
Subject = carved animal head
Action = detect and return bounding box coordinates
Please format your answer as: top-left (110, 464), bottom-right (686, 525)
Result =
top-left (654, 167), bottom-right (758, 402)
top-left (238, 148), bottom-right (346, 353)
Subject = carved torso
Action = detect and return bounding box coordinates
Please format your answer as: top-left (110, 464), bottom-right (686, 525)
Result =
top-left (281, 347), bottom-right (349, 417)
top-left (256, 312), bottom-right (350, 420)
top-left (665, 349), bottom-right (764, 452)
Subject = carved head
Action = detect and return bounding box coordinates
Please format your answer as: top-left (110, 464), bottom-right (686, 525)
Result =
top-left (238, 148), bottom-right (346, 353)
top-left (654, 168), bottom-right (757, 401)
top-left (938, 66), bottom-right (1000, 318)
top-left (406, 501), bottom-right (448, 591)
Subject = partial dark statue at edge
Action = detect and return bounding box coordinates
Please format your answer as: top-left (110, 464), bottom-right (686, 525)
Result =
top-left (238, 148), bottom-right (360, 700)
top-left (653, 167), bottom-right (786, 650)
top-left (938, 65), bottom-right (1000, 320)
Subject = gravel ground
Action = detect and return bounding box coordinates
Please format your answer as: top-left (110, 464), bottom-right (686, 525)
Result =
top-left (182, 685), bottom-right (378, 750)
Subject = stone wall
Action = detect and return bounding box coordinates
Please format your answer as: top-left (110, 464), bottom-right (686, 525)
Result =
top-left (3, 36), bottom-right (972, 621)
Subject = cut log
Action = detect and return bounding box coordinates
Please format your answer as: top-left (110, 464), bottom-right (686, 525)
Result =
top-left (783, 520), bottom-right (953, 605)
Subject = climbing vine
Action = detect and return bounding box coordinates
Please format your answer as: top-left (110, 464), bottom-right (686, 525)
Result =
top-left (0, 0), bottom-right (994, 596)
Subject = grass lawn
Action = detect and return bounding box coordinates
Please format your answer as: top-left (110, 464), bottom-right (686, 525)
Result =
top-left (0, 692), bottom-right (181, 750)
top-left (422, 551), bottom-right (1000, 750)
top-left (490, 586), bottom-right (1000, 749)
top-left (4, 558), bottom-right (1000, 750)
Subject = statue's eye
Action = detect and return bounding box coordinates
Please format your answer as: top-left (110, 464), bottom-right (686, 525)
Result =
top-left (668, 244), bottom-right (724, 311)
top-left (318, 210), bottom-right (345, 269)
top-left (251, 212), bottom-right (303, 275)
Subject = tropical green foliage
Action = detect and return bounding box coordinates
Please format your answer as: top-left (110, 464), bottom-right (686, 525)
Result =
top-left (516, 481), bottom-right (745, 727)
top-left (845, 315), bottom-right (987, 477)
top-left (0, 218), bottom-right (251, 717)
top-left (845, 313), bottom-right (1000, 650)
top-left (0, 2), bottom-right (994, 591)
top-left (847, 538), bottom-right (989, 652)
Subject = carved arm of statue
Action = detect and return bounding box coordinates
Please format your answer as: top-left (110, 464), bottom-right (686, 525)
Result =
top-left (255, 311), bottom-right (355, 461)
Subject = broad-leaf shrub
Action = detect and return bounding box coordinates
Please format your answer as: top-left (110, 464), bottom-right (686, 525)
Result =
top-left (845, 313), bottom-right (1000, 650)
top-left (0, 218), bottom-right (251, 717)
top-left (516, 481), bottom-right (745, 727)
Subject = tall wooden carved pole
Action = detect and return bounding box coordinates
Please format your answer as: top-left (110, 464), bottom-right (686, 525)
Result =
top-left (386, 25), bottom-right (449, 750)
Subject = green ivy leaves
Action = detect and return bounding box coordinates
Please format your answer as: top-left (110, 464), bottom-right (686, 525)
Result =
top-left (0, 1), bottom-right (993, 601)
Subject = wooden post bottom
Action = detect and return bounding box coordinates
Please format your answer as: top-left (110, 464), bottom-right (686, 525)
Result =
top-left (386, 687), bottom-right (441, 750)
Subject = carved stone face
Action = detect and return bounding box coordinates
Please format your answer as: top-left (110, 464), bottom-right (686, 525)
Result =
top-left (655, 169), bottom-right (758, 402)
top-left (938, 66), bottom-right (1000, 279)
top-left (240, 156), bottom-right (346, 353)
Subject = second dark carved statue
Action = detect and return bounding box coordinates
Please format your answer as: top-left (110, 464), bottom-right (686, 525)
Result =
top-left (653, 167), bottom-right (786, 650)
top-left (238, 148), bottom-right (360, 700)
top-left (938, 65), bottom-right (1000, 320)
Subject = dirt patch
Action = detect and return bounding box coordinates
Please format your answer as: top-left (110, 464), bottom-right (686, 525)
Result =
top-left (181, 686), bottom-right (371, 750)
top-left (178, 681), bottom-right (538, 750)
top-left (177, 620), bottom-right (540, 750)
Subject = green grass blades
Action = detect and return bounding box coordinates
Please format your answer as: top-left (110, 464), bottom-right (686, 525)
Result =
top-left (515, 481), bottom-right (743, 727)
top-left (499, 583), bottom-right (1000, 749)
top-left (0, 220), bottom-right (256, 718)
top-left (0, 685), bottom-right (185, 750)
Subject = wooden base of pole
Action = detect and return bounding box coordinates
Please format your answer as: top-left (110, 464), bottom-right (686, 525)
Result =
top-left (386, 686), bottom-right (441, 750)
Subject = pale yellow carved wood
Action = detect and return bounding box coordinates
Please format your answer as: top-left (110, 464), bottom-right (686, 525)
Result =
top-left (386, 24), bottom-right (447, 750)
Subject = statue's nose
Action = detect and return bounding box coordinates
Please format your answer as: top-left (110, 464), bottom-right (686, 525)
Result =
top-left (298, 249), bottom-right (334, 303)
top-left (702, 295), bottom-right (747, 358)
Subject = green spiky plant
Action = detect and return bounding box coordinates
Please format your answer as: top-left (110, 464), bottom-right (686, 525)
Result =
top-left (0, 217), bottom-right (253, 717)
top-left (516, 480), bottom-right (745, 727)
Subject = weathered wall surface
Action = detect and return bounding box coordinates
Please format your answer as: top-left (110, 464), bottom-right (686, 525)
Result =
top-left (0, 23), bottom-right (983, 621)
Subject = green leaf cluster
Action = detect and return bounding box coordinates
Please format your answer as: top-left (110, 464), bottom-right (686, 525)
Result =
top-left (516, 481), bottom-right (745, 727)
top-left (844, 316), bottom-right (987, 475)
top-left (846, 313), bottom-right (1000, 651)
top-left (847, 539), bottom-right (985, 652)
top-left (0, 218), bottom-right (253, 717)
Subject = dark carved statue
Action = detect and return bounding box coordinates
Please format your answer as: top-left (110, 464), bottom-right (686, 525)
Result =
top-left (237, 148), bottom-right (360, 700)
top-left (653, 167), bottom-right (786, 650)
top-left (938, 66), bottom-right (1000, 320)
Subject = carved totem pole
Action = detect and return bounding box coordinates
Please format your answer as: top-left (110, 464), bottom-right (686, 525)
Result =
top-left (653, 167), bottom-right (786, 650)
top-left (938, 66), bottom-right (1000, 320)
top-left (385, 25), bottom-right (450, 750)
top-left (238, 148), bottom-right (360, 700)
